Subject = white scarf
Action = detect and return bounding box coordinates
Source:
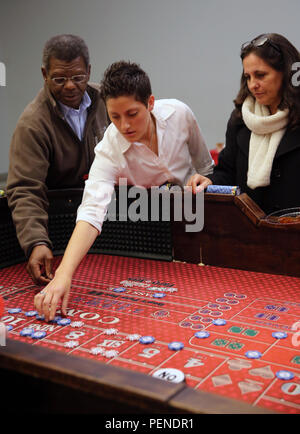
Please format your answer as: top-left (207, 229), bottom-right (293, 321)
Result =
top-left (242, 96), bottom-right (289, 189)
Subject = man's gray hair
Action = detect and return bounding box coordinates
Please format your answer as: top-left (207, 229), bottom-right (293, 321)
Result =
top-left (42, 34), bottom-right (90, 71)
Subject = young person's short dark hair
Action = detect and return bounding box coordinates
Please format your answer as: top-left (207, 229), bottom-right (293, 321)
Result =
top-left (234, 33), bottom-right (300, 128)
top-left (100, 61), bottom-right (152, 106)
top-left (42, 34), bottom-right (90, 71)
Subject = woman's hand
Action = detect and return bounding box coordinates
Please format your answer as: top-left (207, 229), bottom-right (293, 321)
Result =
top-left (186, 174), bottom-right (213, 194)
top-left (34, 272), bottom-right (71, 322)
top-left (33, 221), bottom-right (99, 322)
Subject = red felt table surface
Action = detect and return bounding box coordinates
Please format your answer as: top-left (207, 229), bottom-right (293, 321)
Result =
top-left (1, 253), bottom-right (300, 414)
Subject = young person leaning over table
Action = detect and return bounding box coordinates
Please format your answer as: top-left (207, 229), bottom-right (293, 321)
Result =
top-left (34, 60), bottom-right (214, 321)
top-left (188, 33), bottom-right (300, 215)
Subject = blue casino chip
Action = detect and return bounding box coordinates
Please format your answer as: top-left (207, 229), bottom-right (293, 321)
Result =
top-left (36, 314), bottom-right (45, 321)
top-left (206, 185), bottom-right (240, 195)
top-left (31, 331), bottom-right (47, 339)
top-left (153, 293), bottom-right (166, 298)
top-left (113, 287), bottom-right (126, 293)
top-left (245, 350), bottom-right (262, 359)
top-left (20, 327), bottom-right (34, 337)
top-left (212, 319), bottom-right (227, 326)
top-left (8, 308), bottom-right (22, 314)
top-left (49, 315), bottom-right (62, 324)
top-left (194, 330), bottom-right (210, 339)
top-left (168, 341), bottom-right (184, 351)
top-left (6, 325), bottom-right (13, 331)
top-left (25, 310), bottom-right (38, 317)
top-left (57, 318), bottom-right (71, 326)
top-left (139, 336), bottom-right (155, 344)
top-left (276, 370), bottom-right (294, 380)
top-left (272, 331), bottom-right (288, 339)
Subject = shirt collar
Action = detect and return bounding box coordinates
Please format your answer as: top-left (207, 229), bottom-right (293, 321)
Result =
top-left (59, 91), bottom-right (91, 116)
top-left (152, 100), bottom-right (175, 124)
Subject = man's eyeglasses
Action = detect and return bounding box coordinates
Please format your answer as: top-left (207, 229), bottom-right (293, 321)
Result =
top-left (50, 74), bottom-right (88, 86)
top-left (241, 35), bottom-right (281, 55)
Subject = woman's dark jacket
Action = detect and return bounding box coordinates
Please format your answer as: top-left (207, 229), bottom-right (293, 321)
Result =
top-left (209, 109), bottom-right (300, 214)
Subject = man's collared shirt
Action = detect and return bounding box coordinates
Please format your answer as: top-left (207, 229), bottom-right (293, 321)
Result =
top-left (59, 91), bottom-right (91, 141)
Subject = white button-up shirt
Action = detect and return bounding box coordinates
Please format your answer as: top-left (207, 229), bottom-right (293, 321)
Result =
top-left (76, 99), bottom-right (213, 232)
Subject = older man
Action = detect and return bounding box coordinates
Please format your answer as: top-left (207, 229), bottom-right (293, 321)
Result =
top-left (6, 34), bottom-right (108, 285)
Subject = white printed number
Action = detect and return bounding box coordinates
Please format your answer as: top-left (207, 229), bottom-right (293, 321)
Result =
top-left (291, 321), bottom-right (300, 347)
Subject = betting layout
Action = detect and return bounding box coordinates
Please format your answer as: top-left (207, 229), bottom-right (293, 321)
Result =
top-left (1, 254), bottom-right (300, 414)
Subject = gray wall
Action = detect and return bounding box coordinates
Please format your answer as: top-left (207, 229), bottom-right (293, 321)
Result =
top-left (0, 0), bottom-right (299, 175)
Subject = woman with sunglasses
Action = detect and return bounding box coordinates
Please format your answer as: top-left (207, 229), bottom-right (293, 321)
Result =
top-left (188, 33), bottom-right (300, 214)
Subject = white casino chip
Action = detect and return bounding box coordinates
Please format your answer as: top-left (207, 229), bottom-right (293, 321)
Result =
top-left (71, 321), bottom-right (85, 328)
top-left (104, 328), bottom-right (118, 335)
top-left (64, 340), bottom-right (79, 348)
top-left (104, 350), bottom-right (119, 358)
top-left (90, 347), bottom-right (105, 355)
top-left (127, 334), bottom-right (141, 341)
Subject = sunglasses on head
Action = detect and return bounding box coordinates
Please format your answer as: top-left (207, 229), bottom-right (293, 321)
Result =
top-left (241, 35), bottom-right (281, 55)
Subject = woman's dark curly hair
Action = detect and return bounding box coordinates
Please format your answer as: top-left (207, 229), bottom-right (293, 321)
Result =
top-left (234, 33), bottom-right (300, 128)
top-left (100, 61), bottom-right (152, 107)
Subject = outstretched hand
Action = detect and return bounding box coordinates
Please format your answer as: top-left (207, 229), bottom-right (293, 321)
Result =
top-left (34, 272), bottom-right (72, 322)
top-left (33, 221), bottom-right (100, 321)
